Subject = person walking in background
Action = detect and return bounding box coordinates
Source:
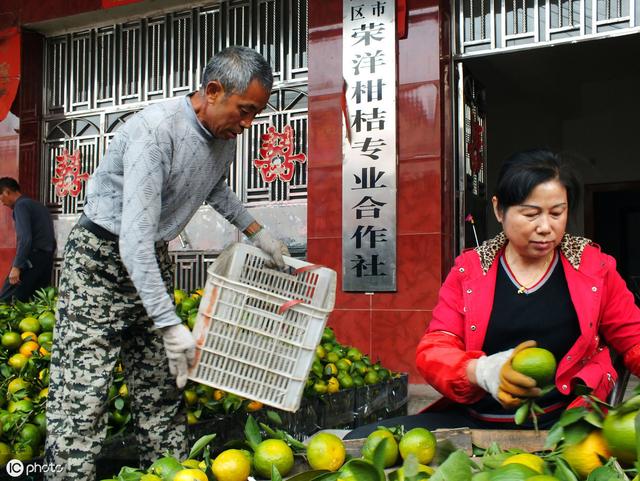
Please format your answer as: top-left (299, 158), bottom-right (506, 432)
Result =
top-left (44, 46), bottom-right (289, 480)
top-left (0, 177), bottom-right (55, 302)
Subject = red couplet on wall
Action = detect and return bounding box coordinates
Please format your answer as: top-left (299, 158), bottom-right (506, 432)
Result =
top-left (0, 27), bottom-right (20, 123)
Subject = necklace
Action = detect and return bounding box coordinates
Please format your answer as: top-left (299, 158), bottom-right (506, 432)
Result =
top-left (503, 250), bottom-right (556, 294)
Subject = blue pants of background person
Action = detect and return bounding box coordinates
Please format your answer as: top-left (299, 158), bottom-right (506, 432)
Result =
top-left (0, 249), bottom-right (54, 302)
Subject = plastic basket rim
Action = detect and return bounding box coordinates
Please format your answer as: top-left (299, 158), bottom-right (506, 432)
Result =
top-left (207, 271), bottom-right (335, 314)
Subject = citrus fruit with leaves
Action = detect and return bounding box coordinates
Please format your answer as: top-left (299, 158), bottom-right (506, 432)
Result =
top-left (362, 429), bottom-right (399, 468)
top-left (149, 456), bottom-right (183, 481)
top-left (307, 432), bottom-right (346, 471)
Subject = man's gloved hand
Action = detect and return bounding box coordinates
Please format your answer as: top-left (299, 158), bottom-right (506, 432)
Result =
top-left (251, 227), bottom-right (290, 269)
top-left (161, 323), bottom-right (196, 389)
top-left (498, 340), bottom-right (541, 408)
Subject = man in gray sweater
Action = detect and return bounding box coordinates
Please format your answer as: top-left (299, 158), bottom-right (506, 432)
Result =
top-left (45, 46), bottom-right (289, 480)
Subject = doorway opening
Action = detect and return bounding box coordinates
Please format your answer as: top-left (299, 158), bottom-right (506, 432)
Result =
top-left (456, 33), bottom-right (640, 282)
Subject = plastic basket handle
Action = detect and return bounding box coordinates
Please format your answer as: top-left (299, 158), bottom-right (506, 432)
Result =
top-left (293, 264), bottom-right (323, 275)
top-left (278, 299), bottom-right (304, 314)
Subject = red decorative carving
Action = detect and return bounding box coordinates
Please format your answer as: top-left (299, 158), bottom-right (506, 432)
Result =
top-left (253, 125), bottom-right (307, 183)
top-left (51, 149), bottom-right (90, 197)
top-left (467, 116), bottom-right (484, 175)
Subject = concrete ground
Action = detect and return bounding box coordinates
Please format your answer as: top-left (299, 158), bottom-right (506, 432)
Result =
top-left (407, 375), bottom-right (640, 415)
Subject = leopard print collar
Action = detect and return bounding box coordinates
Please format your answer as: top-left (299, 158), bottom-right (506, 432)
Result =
top-left (475, 232), bottom-right (593, 274)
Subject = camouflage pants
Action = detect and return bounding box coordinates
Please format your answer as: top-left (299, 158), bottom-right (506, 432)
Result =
top-left (44, 224), bottom-right (186, 481)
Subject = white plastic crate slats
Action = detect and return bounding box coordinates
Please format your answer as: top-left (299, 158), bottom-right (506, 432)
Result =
top-left (189, 244), bottom-right (337, 411)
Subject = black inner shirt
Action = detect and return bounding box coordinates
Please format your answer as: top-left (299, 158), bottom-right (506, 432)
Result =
top-left (470, 249), bottom-right (581, 416)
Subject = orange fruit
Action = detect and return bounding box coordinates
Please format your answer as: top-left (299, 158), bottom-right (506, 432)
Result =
top-left (18, 317), bottom-right (41, 334)
top-left (173, 469), bottom-right (208, 481)
top-left (602, 410), bottom-right (637, 465)
top-left (211, 449), bottom-right (251, 481)
top-left (307, 432), bottom-right (346, 471)
top-left (20, 331), bottom-right (37, 342)
top-left (1, 331), bottom-right (21, 350)
top-left (253, 439), bottom-right (294, 478)
top-left (38, 311), bottom-right (56, 332)
top-left (399, 427), bottom-right (437, 465)
top-left (512, 347), bottom-right (557, 386)
top-left (20, 341), bottom-right (40, 358)
top-left (501, 453), bottom-right (544, 473)
top-left (7, 377), bottom-right (31, 395)
top-left (562, 430), bottom-right (610, 478)
top-left (8, 353), bottom-right (28, 370)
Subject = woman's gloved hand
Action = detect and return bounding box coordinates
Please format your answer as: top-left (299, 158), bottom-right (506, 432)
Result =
top-left (162, 323), bottom-right (196, 389)
top-left (498, 340), bottom-right (541, 408)
top-left (475, 340), bottom-right (541, 408)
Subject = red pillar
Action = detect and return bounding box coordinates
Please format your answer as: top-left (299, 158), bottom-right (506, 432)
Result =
top-left (307, 0), bottom-right (451, 383)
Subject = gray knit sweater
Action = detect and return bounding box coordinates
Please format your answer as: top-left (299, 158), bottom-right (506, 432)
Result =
top-left (84, 94), bottom-right (255, 327)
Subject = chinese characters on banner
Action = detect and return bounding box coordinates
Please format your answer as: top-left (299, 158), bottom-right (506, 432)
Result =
top-left (342, 0), bottom-right (397, 292)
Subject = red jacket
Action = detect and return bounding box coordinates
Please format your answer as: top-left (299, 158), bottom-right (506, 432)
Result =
top-left (416, 233), bottom-right (640, 405)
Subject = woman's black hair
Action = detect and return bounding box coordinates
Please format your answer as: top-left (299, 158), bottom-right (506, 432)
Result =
top-left (494, 149), bottom-right (581, 212)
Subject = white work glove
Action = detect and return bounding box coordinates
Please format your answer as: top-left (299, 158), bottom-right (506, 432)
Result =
top-left (161, 323), bottom-right (196, 389)
top-left (475, 349), bottom-right (514, 402)
top-left (251, 228), bottom-right (290, 269)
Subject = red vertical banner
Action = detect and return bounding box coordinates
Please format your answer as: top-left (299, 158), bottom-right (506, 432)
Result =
top-left (0, 27), bottom-right (20, 123)
top-left (101, 0), bottom-right (144, 8)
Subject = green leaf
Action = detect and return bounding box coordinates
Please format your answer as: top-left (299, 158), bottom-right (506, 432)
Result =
top-left (433, 439), bottom-right (458, 466)
top-left (188, 433), bottom-right (217, 459)
top-left (553, 457), bottom-right (580, 481)
top-left (430, 450), bottom-right (473, 481)
top-left (271, 464), bottom-right (283, 481)
top-left (540, 385), bottom-right (557, 395)
top-left (403, 453), bottom-right (420, 478)
top-left (114, 398), bottom-right (125, 411)
top-left (308, 473), bottom-right (341, 481)
top-left (260, 422), bottom-right (282, 439)
top-left (284, 432), bottom-right (308, 452)
top-left (557, 407), bottom-right (588, 427)
top-left (584, 410), bottom-right (603, 429)
top-left (115, 467), bottom-right (143, 481)
top-left (563, 421), bottom-right (592, 446)
top-left (244, 415), bottom-right (262, 450)
top-left (339, 459), bottom-right (385, 481)
top-left (544, 424), bottom-right (564, 449)
top-left (585, 464), bottom-right (626, 481)
top-left (515, 402), bottom-right (530, 425)
top-left (372, 437), bottom-right (388, 471)
top-left (267, 410), bottom-right (283, 426)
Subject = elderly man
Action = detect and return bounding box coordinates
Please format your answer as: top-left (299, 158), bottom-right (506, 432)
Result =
top-left (45, 46), bottom-right (288, 480)
top-left (0, 177), bottom-right (55, 302)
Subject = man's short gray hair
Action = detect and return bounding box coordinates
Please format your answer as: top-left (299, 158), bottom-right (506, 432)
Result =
top-left (201, 46), bottom-right (273, 95)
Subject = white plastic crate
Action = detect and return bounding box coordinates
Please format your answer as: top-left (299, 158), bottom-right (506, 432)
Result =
top-left (188, 243), bottom-right (337, 411)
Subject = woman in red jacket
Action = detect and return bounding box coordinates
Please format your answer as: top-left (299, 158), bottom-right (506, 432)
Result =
top-left (346, 149), bottom-right (640, 437)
